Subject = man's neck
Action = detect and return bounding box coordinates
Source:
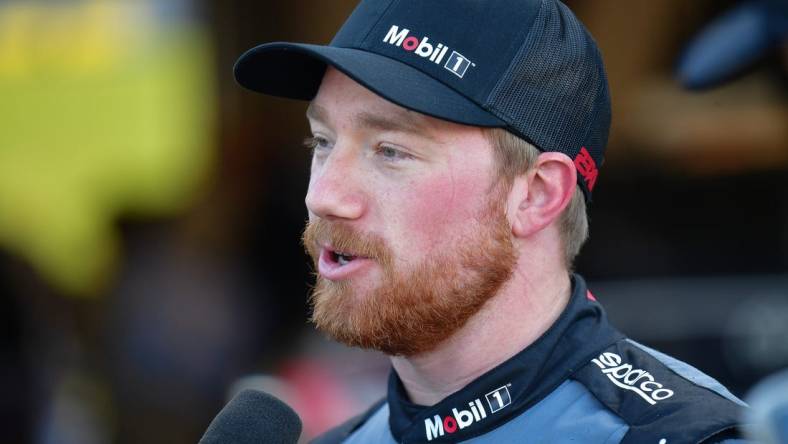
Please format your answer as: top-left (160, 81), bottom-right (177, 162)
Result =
top-left (390, 268), bottom-right (571, 406)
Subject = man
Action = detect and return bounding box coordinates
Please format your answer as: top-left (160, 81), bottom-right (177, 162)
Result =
top-left (234, 0), bottom-right (747, 442)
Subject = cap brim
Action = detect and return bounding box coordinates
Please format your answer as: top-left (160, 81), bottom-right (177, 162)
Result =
top-left (234, 43), bottom-right (506, 128)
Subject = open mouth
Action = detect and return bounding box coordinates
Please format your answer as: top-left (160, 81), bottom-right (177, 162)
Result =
top-left (332, 250), bottom-right (357, 266)
top-left (318, 246), bottom-right (371, 280)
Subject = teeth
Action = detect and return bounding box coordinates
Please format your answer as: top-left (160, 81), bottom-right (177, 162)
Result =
top-left (331, 249), bottom-right (357, 266)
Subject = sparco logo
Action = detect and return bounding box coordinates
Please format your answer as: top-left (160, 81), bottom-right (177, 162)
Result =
top-left (592, 352), bottom-right (675, 405)
top-left (424, 385), bottom-right (511, 441)
top-left (383, 25), bottom-right (475, 78)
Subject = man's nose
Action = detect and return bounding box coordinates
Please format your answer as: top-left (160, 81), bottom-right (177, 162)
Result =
top-left (305, 148), bottom-right (365, 221)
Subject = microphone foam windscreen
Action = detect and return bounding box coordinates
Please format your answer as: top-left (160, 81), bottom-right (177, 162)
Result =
top-left (199, 389), bottom-right (302, 444)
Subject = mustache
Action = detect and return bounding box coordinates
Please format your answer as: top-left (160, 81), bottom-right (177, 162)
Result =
top-left (302, 219), bottom-right (392, 266)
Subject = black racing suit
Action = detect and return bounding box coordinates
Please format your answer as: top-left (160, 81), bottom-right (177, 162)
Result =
top-left (314, 274), bottom-right (747, 444)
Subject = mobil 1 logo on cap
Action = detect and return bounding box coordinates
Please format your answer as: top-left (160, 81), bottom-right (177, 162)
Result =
top-left (383, 24), bottom-right (476, 78)
top-left (485, 385), bottom-right (511, 413)
top-left (444, 50), bottom-right (473, 78)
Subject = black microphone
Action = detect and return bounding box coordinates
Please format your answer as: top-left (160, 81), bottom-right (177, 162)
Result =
top-left (199, 389), bottom-right (303, 444)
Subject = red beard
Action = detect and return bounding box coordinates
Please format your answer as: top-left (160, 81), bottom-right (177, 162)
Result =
top-left (302, 189), bottom-right (517, 356)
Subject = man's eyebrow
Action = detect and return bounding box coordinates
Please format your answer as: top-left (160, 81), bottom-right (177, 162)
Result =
top-left (355, 111), bottom-right (436, 140)
top-left (306, 102), bottom-right (438, 141)
top-left (306, 102), bottom-right (328, 123)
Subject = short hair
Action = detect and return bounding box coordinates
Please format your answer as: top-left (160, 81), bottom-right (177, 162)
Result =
top-left (483, 128), bottom-right (589, 269)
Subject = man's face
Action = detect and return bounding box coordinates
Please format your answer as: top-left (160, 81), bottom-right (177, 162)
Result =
top-left (302, 68), bottom-right (517, 356)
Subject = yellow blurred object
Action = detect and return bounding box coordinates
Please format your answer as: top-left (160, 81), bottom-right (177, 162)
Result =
top-left (0, 1), bottom-right (216, 296)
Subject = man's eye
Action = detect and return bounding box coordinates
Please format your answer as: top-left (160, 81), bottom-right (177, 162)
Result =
top-left (303, 136), bottom-right (331, 153)
top-left (377, 145), bottom-right (411, 161)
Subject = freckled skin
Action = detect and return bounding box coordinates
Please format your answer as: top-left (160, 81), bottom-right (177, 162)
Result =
top-left (306, 67), bottom-right (497, 280)
top-left (404, 164), bottom-right (484, 256)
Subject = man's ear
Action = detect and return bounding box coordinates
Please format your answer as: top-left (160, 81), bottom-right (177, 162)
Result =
top-left (509, 153), bottom-right (577, 238)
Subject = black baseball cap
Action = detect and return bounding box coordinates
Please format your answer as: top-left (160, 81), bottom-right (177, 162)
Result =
top-left (235, 0), bottom-right (611, 199)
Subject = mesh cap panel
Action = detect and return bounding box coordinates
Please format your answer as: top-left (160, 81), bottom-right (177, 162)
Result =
top-left (486, 0), bottom-right (610, 197)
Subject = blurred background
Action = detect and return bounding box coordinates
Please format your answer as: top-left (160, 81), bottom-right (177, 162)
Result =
top-left (0, 0), bottom-right (786, 443)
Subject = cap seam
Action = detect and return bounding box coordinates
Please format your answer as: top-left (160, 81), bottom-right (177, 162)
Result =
top-left (482, 0), bottom-right (548, 134)
top-left (356, 0), bottom-right (399, 47)
top-left (481, 0), bottom-right (547, 110)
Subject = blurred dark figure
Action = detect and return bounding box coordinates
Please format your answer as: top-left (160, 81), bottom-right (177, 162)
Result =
top-left (677, 0), bottom-right (788, 89)
top-left (0, 255), bottom-right (32, 444)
